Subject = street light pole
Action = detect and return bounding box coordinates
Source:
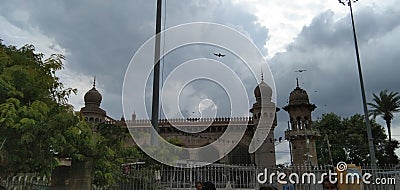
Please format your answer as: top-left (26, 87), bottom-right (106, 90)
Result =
top-left (338, 0), bottom-right (377, 169)
top-left (151, 0), bottom-right (162, 145)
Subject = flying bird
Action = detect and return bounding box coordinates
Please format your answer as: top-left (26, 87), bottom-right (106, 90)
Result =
top-left (295, 69), bottom-right (307, 73)
top-left (213, 53), bottom-right (225, 57)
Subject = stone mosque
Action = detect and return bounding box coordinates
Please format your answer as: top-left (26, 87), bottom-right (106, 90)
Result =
top-left (80, 78), bottom-right (320, 167)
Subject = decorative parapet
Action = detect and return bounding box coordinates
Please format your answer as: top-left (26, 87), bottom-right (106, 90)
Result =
top-left (284, 129), bottom-right (320, 139)
top-left (126, 117), bottom-right (253, 127)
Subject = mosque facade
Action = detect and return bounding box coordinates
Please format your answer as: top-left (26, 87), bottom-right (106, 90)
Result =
top-left (80, 79), bottom-right (319, 167)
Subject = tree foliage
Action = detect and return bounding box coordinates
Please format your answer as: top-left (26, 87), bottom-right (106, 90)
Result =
top-left (315, 113), bottom-right (399, 166)
top-left (92, 123), bottom-right (141, 186)
top-left (0, 41), bottom-right (80, 175)
top-left (0, 40), bottom-right (140, 186)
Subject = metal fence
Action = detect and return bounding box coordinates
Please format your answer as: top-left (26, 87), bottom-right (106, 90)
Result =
top-left (0, 174), bottom-right (49, 190)
top-left (1, 164), bottom-right (399, 190)
top-left (156, 164), bottom-right (258, 189)
top-left (117, 164), bottom-right (400, 190)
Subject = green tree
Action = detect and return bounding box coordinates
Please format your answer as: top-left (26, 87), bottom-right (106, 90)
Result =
top-left (92, 123), bottom-right (140, 186)
top-left (0, 40), bottom-right (140, 186)
top-left (315, 113), bottom-right (399, 166)
top-left (368, 90), bottom-right (400, 142)
top-left (0, 41), bottom-right (81, 175)
top-left (314, 113), bottom-right (345, 164)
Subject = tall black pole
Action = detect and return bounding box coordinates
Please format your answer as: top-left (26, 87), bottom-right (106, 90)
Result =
top-left (151, 0), bottom-right (162, 145)
top-left (345, 0), bottom-right (377, 169)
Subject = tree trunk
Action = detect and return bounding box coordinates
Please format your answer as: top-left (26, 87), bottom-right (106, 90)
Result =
top-left (385, 119), bottom-right (392, 142)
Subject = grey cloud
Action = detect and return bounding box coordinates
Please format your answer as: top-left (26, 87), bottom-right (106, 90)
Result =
top-left (0, 0), bottom-right (269, 119)
top-left (270, 4), bottom-right (400, 141)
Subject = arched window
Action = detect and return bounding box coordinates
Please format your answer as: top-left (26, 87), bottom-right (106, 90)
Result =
top-left (296, 116), bottom-right (301, 129)
top-left (304, 116), bottom-right (309, 129)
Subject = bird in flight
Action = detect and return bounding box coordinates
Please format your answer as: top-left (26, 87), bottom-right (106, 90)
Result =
top-left (213, 53), bottom-right (225, 57)
top-left (295, 69), bottom-right (307, 73)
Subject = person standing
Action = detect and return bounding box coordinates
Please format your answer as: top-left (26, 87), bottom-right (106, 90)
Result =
top-left (195, 181), bottom-right (203, 190)
top-left (203, 181), bottom-right (216, 190)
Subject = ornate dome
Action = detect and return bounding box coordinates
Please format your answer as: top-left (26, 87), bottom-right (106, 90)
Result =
top-left (254, 81), bottom-right (273, 98)
top-left (84, 86), bottom-right (102, 106)
top-left (289, 86), bottom-right (309, 105)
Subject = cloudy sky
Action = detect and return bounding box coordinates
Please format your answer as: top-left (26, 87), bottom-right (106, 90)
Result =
top-left (1, 0), bottom-right (400, 164)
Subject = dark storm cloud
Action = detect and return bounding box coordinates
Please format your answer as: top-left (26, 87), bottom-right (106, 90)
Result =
top-left (0, 0), bottom-right (155, 117)
top-left (0, 0), bottom-right (269, 118)
top-left (270, 4), bottom-right (400, 145)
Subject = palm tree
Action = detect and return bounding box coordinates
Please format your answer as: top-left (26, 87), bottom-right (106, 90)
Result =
top-left (368, 90), bottom-right (400, 141)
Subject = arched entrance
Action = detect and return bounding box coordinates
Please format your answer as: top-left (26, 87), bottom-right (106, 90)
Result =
top-left (229, 143), bottom-right (251, 165)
